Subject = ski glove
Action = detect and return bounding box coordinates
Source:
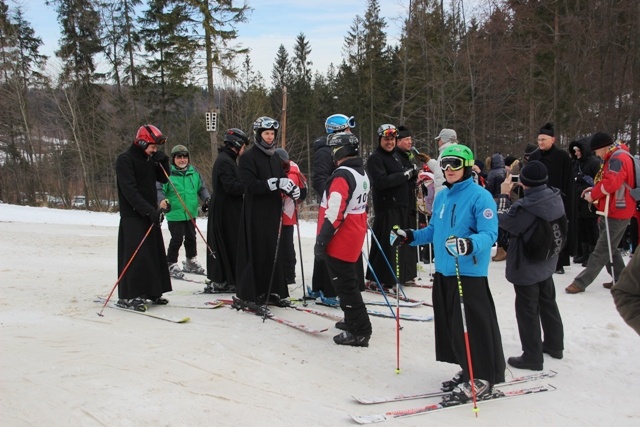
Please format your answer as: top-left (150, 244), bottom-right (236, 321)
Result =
top-left (267, 177), bottom-right (279, 191)
top-left (149, 208), bottom-right (165, 226)
top-left (163, 199), bottom-right (171, 213)
top-left (151, 151), bottom-right (170, 172)
top-left (403, 164), bottom-right (418, 180)
top-left (314, 242), bottom-right (327, 260)
top-left (391, 226), bottom-right (414, 246)
top-left (201, 197), bottom-right (210, 213)
top-left (278, 177), bottom-right (296, 193)
top-left (288, 185), bottom-right (301, 200)
top-left (445, 236), bottom-right (473, 257)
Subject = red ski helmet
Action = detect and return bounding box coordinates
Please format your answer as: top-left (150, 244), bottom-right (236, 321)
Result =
top-left (135, 124), bottom-right (167, 149)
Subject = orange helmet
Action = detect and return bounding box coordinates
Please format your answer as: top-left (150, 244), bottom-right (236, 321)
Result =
top-left (135, 124), bottom-right (166, 148)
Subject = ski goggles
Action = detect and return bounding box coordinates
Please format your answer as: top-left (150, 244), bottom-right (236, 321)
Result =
top-left (260, 118), bottom-right (279, 130)
top-left (379, 124), bottom-right (398, 138)
top-left (144, 125), bottom-right (167, 145)
top-left (440, 156), bottom-right (465, 171)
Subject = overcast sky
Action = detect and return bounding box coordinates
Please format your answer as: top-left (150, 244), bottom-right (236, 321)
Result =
top-left (18, 0), bottom-right (483, 86)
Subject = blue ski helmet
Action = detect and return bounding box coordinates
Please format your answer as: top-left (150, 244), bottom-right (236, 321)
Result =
top-left (325, 114), bottom-right (356, 134)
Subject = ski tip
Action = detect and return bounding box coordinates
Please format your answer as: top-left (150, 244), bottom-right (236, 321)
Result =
top-left (350, 414), bottom-right (386, 424)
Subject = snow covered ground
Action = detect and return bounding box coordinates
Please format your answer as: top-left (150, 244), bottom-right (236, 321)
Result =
top-left (1, 203), bottom-right (638, 426)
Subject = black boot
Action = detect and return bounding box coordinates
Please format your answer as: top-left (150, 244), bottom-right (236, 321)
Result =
top-left (507, 355), bottom-right (543, 371)
top-left (333, 331), bottom-right (370, 347)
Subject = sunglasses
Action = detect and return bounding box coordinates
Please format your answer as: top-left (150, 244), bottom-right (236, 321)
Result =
top-left (440, 156), bottom-right (465, 171)
top-left (175, 154), bottom-right (189, 159)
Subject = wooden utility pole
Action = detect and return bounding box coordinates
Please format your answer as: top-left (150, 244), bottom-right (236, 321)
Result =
top-left (281, 85), bottom-right (288, 148)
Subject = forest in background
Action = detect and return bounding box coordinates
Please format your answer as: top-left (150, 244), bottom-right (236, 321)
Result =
top-left (1, 0), bottom-right (638, 209)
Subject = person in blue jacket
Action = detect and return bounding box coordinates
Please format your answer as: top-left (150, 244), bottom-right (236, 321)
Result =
top-left (391, 144), bottom-right (506, 405)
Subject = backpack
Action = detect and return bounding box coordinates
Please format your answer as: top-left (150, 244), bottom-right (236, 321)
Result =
top-left (521, 214), bottom-right (568, 262)
top-left (611, 150), bottom-right (640, 201)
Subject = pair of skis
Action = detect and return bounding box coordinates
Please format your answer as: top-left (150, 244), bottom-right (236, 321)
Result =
top-left (95, 297), bottom-right (224, 323)
top-left (350, 370), bottom-right (557, 424)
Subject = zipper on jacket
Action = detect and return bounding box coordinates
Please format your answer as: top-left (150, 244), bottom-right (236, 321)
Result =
top-left (451, 204), bottom-right (456, 228)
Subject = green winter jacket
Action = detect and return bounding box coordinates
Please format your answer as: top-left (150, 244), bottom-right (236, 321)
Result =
top-left (158, 164), bottom-right (209, 222)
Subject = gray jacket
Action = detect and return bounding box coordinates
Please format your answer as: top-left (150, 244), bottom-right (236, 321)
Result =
top-left (498, 185), bottom-right (565, 286)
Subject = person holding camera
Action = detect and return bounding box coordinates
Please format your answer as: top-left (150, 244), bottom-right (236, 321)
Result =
top-left (497, 161), bottom-right (565, 370)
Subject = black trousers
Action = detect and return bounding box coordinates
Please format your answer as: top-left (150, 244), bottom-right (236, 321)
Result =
top-left (167, 220), bottom-right (196, 264)
top-left (325, 256), bottom-right (371, 336)
top-left (281, 225), bottom-right (296, 283)
top-left (432, 273), bottom-right (505, 385)
top-left (513, 277), bottom-right (564, 363)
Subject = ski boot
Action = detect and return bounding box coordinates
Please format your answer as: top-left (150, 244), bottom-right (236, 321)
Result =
top-left (116, 297), bottom-right (147, 312)
top-left (168, 262), bottom-right (185, 279)
top-left (318, 291), bottom-right (339, 308)
top-left (333, 331), bottom-right (370, 347)
top-left (305, 286), bottom-right (321, 300)
top-left (441, 370), bottom-right (464, 392)
top-left (258, 293), bottom-right (292, 308)
top-left (203, 279), bottom-right (235, 294)
top-left (147, 296), bottom-right (169, 305)
top-left (231, 296), bottom-right (271, 317)
top-left (182, 257), bottom-right (205, 275)
top-left (441, 379), bottom-right (493, 406)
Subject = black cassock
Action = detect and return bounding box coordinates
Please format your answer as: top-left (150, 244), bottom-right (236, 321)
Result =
top-left (115, 145), bottom-right (172, 300)
top-left (235, 146), bottom-right (288, 303)
top-left (207, 146), bottom-right (244, 286)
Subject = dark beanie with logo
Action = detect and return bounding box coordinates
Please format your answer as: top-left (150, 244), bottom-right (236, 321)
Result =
top-left (520, 160), bottom-right (548, 187)
top-left (590, 132), bottom-right (613, 151)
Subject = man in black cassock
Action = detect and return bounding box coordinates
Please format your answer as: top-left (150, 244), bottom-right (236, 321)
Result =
top-left (235, 117), bottom-right (300, 307)
top-left (205, 128), bottom-right (249, 293)
top-left (115, 124), bottom-right (172, 311)
top-left (529, 122), bottom-right (574, 274)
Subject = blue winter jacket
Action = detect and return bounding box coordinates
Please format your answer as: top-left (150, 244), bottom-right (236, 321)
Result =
top-left (410, 176), bottom-right (498, 277)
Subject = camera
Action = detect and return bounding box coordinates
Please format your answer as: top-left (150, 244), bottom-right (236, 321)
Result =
top-left (511, 175), bottom-right (519, 183)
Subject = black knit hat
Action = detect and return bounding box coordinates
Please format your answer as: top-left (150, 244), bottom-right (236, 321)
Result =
top-left (590, 132), bottom-right (613, 151)
top-left (397, 125), bottom-right (412, 139)
top-left (539, 122), bottom-right (554, 137)
top-left (520, 160), bottom-right (548, 187)
top-left (504, 155), bottom-right (518, 167)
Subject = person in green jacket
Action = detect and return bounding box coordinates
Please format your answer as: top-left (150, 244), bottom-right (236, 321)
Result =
top-left (157, 145), bottom-right (210, 279)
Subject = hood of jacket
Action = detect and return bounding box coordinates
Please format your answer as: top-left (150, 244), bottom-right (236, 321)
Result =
top-left (568, 137), bottom-right (594, 161)
top-left (490, 153), bottom-right (505, 169)
top-left (517, 185), bottom-right (565, 221)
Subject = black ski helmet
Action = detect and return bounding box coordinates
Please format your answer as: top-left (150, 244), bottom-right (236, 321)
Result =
top-left (224, 128), bottom-right (249, 149)
top-left (328, 132), bottom-right (359, 162)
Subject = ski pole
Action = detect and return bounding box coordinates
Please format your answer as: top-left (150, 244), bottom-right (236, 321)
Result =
top-left (159, 165), bottom-right (216, 259)
top-left (367, 223), bottom-right (408, 298)
top-left (597, 194), bottom-right (617, 284)
top-left (415, 182), bottom-right (422, 282)
top-left (263, 196), bottom-right (286, 321)
top-left (452, 243), bottom-right (479, 416)
top-left (395, 240), bottom-right (401, 374)
top-left (294, 205), bottom-right (308, 307)
top-left (362, 251), bottom-right (396, 317)
top-left (98, 222), bottom-right (155, 316)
